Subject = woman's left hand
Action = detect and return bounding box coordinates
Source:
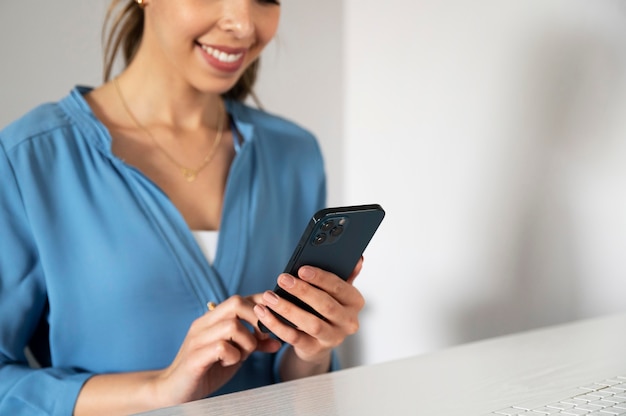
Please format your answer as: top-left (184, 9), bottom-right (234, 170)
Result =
top-left (254, 257), bottom-right (365, 366)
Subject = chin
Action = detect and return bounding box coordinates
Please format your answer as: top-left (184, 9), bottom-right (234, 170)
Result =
top-left (191, 78), bottom-right (239, 96)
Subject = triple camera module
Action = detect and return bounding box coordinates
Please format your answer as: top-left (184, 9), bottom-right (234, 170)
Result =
top-left (312, 217), bottom-right (347, 246)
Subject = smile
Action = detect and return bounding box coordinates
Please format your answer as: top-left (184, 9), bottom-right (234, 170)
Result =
top-left (200, 45), bottom-right (244, 63)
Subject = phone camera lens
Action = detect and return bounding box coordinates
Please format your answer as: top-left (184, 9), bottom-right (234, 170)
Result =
top-left (320, 220), bottom-right (334, 232)
top-left (313, 233), bottom-right (327, 245)
top-left (330, 225), bottom-right (344, 237)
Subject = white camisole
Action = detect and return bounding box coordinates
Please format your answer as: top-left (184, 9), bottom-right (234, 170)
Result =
top-left (192, 230), bottom-right (219, 265)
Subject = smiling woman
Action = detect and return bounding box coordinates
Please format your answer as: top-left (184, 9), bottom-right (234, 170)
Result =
top-left (0, 0), bottom-right (367, 415)
top-left (102, 0), bottom-right (278, 100)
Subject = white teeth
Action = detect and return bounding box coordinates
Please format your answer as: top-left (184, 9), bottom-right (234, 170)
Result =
top-left (202, 45), bottom-right (243, 63)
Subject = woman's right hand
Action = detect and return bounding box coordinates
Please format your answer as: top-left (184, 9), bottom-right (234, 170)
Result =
top-left (152, 294), bottom-right (282, 406)
top-left (75, 294), bottom-right (281, 415)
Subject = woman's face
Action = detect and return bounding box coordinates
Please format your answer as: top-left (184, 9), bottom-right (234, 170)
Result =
top-left (141, 0), bottom-right (281, 94)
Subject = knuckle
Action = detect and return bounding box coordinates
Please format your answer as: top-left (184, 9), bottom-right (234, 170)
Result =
top-left (307, 319), bottom-right (324, 337)
top-left (332, 281), bottom-right (344, 295)
top-left (345, 316), bottom-right (360, 335)
top-left (315, 299), bottom-right (338, 321)
top-left (355, 294), bottom-right (366, 311)
top-left (231, 295), bottom-right (246, 308)
top-left (323, 300), bottom-right (339, 317)
top-left (291, 280), bottom-right (308, 298)
top-left (277, 298), bottom-right (293, 315)
top-left (225, 319), bottom-right (239, 334)
top-left (282, 329), bottom-right (302, 345)
top-left (215, 341), bottom-right (229, 356)
top-left (242, 339), bottom-right (257, 354)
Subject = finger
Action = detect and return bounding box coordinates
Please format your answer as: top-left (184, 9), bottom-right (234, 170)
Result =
top-left (178, 329), bottom-right (247, 368)
top-left (261, 288), bottom-right (342, 340)
top-left (189, 318), bottom-right (260, 360)
top-left (288, 267), bottom-right (365, 310)
top-left (346, 256), bottom-right (364, 285)
top-left (203, 295), bottom-right (265, 331)
top-left (247, 293), bottom-right (266, 305)
top-left (256, 337), bottom-right (282, 353)
top-left (206, 340), bottom-right (245, 367)
top-left (205, 295), bottom-right (274, 344)
top-left (220, 322), bottom-right (259, 359)
top-left (275, 270), bottom-right (364, 337)
top-left (245, 293), bottom-right (273, 333)
top-left (254, 303), bottom-right (319, 350)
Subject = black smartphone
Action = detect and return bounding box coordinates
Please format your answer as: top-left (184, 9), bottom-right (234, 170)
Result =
top-left (258, 204), bottom-right (385, 333)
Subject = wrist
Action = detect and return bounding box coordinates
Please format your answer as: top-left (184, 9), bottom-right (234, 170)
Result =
top-left (302, 349), bottom-right (332, 369)
top-left (147, 369), bottom-right (179, 409)
top-left (280, 346), bottom-right (332, 381)
top-left (73, 370), bottom-right (171, 416)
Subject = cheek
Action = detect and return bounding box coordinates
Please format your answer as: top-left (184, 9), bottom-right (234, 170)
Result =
top-left (151, 2), bottom-right (203, 41)
top-left (256, 12), bottom-right (280, 49)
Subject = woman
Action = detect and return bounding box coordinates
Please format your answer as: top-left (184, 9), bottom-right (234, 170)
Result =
top-left (0, 0), bottom-right (365, 414)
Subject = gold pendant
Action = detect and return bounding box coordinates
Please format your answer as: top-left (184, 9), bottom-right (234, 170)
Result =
top-left (181, 168), bottom-right (197, 182)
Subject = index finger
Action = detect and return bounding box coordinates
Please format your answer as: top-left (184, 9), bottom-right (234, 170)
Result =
top-left (297, 265), bottom-right (362, 306)
top-left (207, 295), bottom-right (268, 336)
top-left (246, 293), bottom-right (266, 306)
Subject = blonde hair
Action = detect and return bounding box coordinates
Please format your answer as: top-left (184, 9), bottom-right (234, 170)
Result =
top-left (102, 0), bottom-right (260, 102)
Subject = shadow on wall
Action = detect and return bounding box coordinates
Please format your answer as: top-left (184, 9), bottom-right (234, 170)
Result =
top-left (451, 20), bottom-right (626, 343)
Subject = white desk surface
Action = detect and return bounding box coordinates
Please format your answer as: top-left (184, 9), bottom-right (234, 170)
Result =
top-left (137, 313), bottom-right (626, 416)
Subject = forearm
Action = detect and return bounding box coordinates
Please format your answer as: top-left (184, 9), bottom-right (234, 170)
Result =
top-left (74, 370), bottom-right (165, 416)
top-left (278, 346), bottom-right (332, 382)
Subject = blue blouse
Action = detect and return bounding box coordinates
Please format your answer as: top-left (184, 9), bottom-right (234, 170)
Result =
top-left (0, 87), bottom-right (328, 415)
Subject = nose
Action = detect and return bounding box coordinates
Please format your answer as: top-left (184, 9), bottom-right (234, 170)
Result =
top-left (217, 1), bottom-right (254, 39)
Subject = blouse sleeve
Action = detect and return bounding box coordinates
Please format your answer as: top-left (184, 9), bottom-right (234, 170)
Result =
top-left (0, 140), bottom-right (92, 415)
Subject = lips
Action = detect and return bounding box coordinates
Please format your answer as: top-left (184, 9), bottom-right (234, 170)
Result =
top-left (199, 44), bottom-right (246, 72)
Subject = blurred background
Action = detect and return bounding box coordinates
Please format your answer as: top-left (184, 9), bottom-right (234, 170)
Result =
top-left (2, 1), bottom-right (626, 368)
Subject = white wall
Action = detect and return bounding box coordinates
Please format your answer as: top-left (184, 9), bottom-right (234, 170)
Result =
top-left (253, 1), bottom-right (345, 205)
top-left (0, 1), bottom-right (106, 125)
top-left (2, 1), bottom-right (626, 370)
top-left (344, 0), bottom-right (626, 365)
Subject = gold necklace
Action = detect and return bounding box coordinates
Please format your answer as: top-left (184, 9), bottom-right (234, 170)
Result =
top-left (113, 78), bottom-right (224, 182)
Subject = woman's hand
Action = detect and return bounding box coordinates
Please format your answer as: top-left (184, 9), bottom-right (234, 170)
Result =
top-left (75, 294), bottom-right (282, 415)
top-left (254, 258), bottom-right (365, 377)
top-left (153, 294), bottom-right (282, 405)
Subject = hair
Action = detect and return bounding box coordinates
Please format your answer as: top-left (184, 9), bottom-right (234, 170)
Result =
top-left (102, 0), bottom-right (260, 102)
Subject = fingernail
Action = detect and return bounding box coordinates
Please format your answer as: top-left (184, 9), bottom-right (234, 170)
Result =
top-left (299, 266), bottom-right (315, 281)
top-left (278, 274), bottom-right (295, 288)
top-left (254, 304), bottom-right (266, 317)
top-left (263, 291), bottom-right (279, 305)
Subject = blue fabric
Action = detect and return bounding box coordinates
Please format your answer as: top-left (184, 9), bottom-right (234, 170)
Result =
top-left (0, 86), bottom-right (335, 415)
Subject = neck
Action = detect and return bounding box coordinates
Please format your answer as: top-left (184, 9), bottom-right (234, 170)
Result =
top-left (115, 64), bottom-right (225, 132)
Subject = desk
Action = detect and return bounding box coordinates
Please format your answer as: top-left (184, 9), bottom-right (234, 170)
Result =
top-left (137, 313), bottom-right (626, 415)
